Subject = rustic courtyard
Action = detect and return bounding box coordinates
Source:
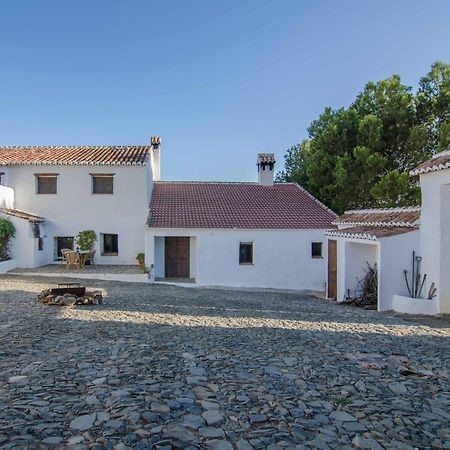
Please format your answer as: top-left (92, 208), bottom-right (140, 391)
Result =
top-left (0, 275), bottom-right (449, 450)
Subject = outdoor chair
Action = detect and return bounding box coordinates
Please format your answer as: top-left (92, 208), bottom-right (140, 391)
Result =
top-left (85, 249), bottom-right (97, 268)
top-left (64, 251), bottom-right (80, 271)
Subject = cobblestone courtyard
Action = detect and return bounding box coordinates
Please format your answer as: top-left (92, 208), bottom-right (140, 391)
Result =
top-left (0, 275), bottom-right (449, 450)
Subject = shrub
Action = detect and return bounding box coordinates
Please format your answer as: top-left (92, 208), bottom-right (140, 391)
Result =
top-left (136, 253), bottom-right (146, 272)
top-left (75, 230), bottom-right (97, 251)
top-left (0, 218), bottom-right (15, 261)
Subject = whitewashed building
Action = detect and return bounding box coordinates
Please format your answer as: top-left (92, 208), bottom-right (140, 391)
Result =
top-left (410, 150), bottom-right (450, 314)
top-left (325, 208), bottom-right (421, 311)
top-left (0, 140), bottom-right (161, 268)
top-left (326, 149), bottom-right (450, 316)
top-left (145, 154), bottom-right (337, 290)
top-left (1, 143), bottom-right (337, 291)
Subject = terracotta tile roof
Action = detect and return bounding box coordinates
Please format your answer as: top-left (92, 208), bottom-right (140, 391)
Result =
top-left (411, 150), bottom-right (450, 175)
top-left (333, 207), bottom-right (421, 228)
top-left (325, 226), bottom-right (419, 241)
top-left (0, 146), bottom-right (151, 166)
top-left (148, 182), bottom-right (337, 229)
top-left (0, 208), bottom-right (45, 223)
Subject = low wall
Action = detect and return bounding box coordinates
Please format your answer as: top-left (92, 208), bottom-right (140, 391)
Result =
top-left (0, 259), bottom-right (17, 274)
top-left (8, 271), bottom-right (150, 284)
top-left (391, 294), bottom-right (440, 316)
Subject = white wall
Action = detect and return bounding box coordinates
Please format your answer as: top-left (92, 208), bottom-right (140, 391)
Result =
top-left (154, 236), bottom-right (165, 278)
top-left (331, 231), bottom-right (420, 312)
top-left (344, 241), bottom-right (378, 300)
top-left (146, 228), bottom-right (327, 290)
top-left (5, 164), bottom-right (152, 266)
top-left (0, 213), bottom-right (38, 268)
top-left (420, 169), bottom-right (450, 314)
top-left (331, 237), bottom-right (378, 303)
top-left (0, 185), bottom-right (14, 209)
top-left (378, 230), bottom-right (420, 311)
top-left (440, 184), bottom-right (450, 313)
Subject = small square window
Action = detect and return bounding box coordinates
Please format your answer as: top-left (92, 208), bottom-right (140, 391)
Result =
top-left (36, 175), bottom-right (57, 194)
top-left (312, 242), bottom-right (323, 259)
top-left (101, 233), bottom-right (118, 255)
top-left (239, 242), bottom-right (253, 265)
top-left (92, 175), bottom-right (114, 194)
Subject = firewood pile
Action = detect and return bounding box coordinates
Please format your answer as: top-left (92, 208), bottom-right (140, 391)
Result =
top-left (341, 262), bottom-right (378, 310)
top-left (37, 283), bottom-right (103, 306)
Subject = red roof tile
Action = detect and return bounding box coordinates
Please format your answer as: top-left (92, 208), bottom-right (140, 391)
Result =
top-left (0, 208), bottom-right (45, 223)
top-left (334, 207), bottom-right (420, 228)
top-left (0, 146), bottom-right (150, 166)
top-left (411, 150), bottom-right (450, 175)
top-left (326, 226), bottom-right (419, 241)
top-left (148, 182), bottom-right (337, 229)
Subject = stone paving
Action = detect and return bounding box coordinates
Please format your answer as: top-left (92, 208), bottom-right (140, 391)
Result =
top-left (0, 274), bottom-right (449, 450)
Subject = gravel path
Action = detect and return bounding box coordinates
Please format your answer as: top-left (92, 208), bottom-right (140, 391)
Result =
top-left (0, 275), bottom-right (449, 450)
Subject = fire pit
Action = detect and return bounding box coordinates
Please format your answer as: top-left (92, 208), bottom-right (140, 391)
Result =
top-left (37, 283), bottom-right (103, 306)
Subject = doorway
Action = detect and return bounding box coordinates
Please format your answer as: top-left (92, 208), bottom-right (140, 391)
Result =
top-left (165, 237), bottom-right (190, 278)
top-left (328, 239), bottom-right (337, 299)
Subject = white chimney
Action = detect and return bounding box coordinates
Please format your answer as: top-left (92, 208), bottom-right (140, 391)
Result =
top-left (150, 136), bottom-right (161, 181)
top-left (257, 153), bottom-right (275, 186)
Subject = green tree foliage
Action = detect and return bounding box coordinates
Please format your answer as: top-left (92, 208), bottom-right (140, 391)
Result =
top-left (75, 230), bottom-right (97, 251)
top-left (278, 61), bottom-right (450, 213)
top-left (0, 218), bottom-right (16, 261)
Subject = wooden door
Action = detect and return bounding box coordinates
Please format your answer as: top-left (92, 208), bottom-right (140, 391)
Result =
top-left (165, 237), bottom-right (190, 278)
top-left (327, 240), bottom-right (337, 300)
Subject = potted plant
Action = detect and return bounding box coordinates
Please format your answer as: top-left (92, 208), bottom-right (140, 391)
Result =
top-left (0, 218), bottom-right (15, 262)
top-left (75, 230), bottom-right (97, 251)
top-left (75, 230), bottom-right (97, 265)
top-left (136, 253), bottom-right (146, 272)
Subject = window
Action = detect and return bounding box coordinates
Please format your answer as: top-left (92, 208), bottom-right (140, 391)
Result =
top-left (312, 242), bottom-right (323, 259)
top-left (36, 174), bottom-right (57, 194)
top-left (101, 233), bottom-right (118, 255)
top-left (239, 242), bottom-right (253, 265)
top-left (92, 174), bottom-right (114, 194)
top-left (54, 236), bottom-right (74, 261)
top-left (38, 237), bottom-right (44, 251)
top-left (0, 172), bottom-right (4, 186)
top-left (31, 223), bottom-right (41, 238)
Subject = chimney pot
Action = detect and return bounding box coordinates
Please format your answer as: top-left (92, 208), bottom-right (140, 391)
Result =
top-left (257, 153), bottom-right (276, 185)
top-left (150, 136), bottom-right (161, 181)
top-left (151, 136), bottom-right (161, 149)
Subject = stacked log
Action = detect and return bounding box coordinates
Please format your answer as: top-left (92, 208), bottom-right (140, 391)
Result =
top-left (37, 289), bottom-right (103, 306)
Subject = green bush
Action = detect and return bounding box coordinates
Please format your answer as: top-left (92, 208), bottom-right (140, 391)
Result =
top-left (75, 230), bottom-right (97, 251)
top-left (0, 218), bottom-right (15, 261)
top-left (136, 253), bottom-right (146, 272)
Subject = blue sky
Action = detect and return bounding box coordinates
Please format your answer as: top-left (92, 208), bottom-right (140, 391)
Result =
top-left (0, 1), bottom-right (449, 181)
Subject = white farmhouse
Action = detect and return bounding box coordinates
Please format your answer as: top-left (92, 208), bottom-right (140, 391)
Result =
top-left (325, 208), bottom-right (421, 310)
top-left (326, 149), bottom-right (450, 316)
top-left (145, 154), bottom-right (337, 290)
top-left (0, 142), bottom-right (337, 291)
top-left (410, 150), bottom-right (450, 315)
top-left (0, 140), bottom-right (161, 267)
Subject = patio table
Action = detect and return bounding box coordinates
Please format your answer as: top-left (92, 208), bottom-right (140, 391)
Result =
top-left (77, 251), bottom-right (90, 270)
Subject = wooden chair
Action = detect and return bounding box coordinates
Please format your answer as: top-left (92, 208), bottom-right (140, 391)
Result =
top-left (85, 249), bottom-right (97, 268)
top-left (64, 251), bottom-right (80, 271)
